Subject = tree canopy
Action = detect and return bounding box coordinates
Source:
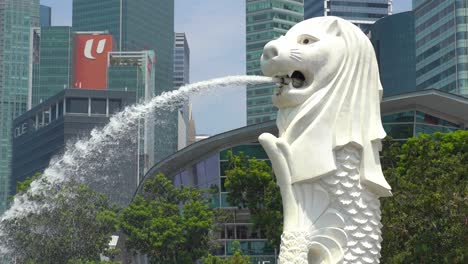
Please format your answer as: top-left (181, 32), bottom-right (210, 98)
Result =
top-left (224, 151), bottom-right (283, 248)
top-left (202, 241), bottom-right (251, 264)
top-left (380, 131), bottom-right (467, 263)
top-left (119, 173), bottom-right (215, 263)
top-left (2, 175), bottom-right (118, 263)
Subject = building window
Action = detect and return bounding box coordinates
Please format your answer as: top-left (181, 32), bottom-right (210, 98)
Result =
top-left (66, 98), bottom-right (88, 114)
top-left (58, 101), bottom-right (64, 117)
top-left (109, 99), bottom-right (122, 114)
top-left (51, 104), bottom-right (57, 121)
top-left (91, 98), bottom-right (106, 114)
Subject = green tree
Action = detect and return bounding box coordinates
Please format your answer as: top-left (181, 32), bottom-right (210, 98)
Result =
top-left (380, 131), bottom-right (468, 263)
top-left (119, 173), bottom-right (215, 263)
top-left (2, 175), bottom-right (119, 263)
top-left (202, 241), bottom-right (251, 264)
top-left (224, 151), bottom-right (283, 248)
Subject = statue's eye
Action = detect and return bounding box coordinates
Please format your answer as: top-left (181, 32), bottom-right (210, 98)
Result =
top-left (298, 35), bottom-right (318, 45)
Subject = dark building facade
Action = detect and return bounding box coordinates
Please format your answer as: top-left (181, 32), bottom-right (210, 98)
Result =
top-left (11, 89), bottom-right (136, 204)
top-left (370, 11), bottom-right (416, 97)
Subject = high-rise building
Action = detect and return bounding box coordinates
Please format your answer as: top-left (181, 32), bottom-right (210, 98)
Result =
top-left (174, 33), bottom-right (190, 89)
top-left (173, 33), bottom-right (192, 150)
top-left (107, 51), bottom-right (156, 174)
top-left (73, 0), bottom-right (176, 161)
top-left (304, 0), bottom-right (392, 31)
top-left (72, 0), bottom-right (174, 96)
top-left (31, 26), bottom-right (73, 107)
top-left (370, 11), bottom-right (416, 97)
top-left (0, 0), bottom-right (39, 214)
top-left (246, 0), bottom-right (304, 125)
top-left (40, 4), bottom-right (51, 27)
top-left (414, 0), bottom-right (468, 96)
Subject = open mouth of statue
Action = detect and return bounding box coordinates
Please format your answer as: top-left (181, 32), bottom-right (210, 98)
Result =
top-left (275, 71), bottom-right (306, 94)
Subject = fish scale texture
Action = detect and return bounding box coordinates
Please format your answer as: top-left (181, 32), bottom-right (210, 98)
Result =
top-left (278, 146), bottom-right (383, 264)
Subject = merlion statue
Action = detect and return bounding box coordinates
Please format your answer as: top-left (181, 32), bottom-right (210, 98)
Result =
top-left (258, 17), bottom-right (392, 264)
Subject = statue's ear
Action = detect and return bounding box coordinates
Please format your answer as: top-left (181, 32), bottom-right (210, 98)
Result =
top-left (326, 19), bottom-right (341, 37)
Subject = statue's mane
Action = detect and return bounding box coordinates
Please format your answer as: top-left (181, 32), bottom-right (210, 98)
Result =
top-left (277, 17), bottom-right (391, 197)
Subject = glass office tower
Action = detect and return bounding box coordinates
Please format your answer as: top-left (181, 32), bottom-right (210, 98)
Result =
top-left (370, 11), bottom-right (416, 97)
top-left (304, 0), bottom-right (391, 32)
top-left (414, 0), bottom-right (468, 96)
top-left (32, 26), bottom-right (73, 107)
top-left (174, 33), bottom-right (190, 89)
top-left (0, 0), bottom-right (39, 213)
top-left (246, 0), bottom-right (303, 125)
top-left (73, 0), bottom-right (176, 162)
top-left (72, 0), bottom-right (174, 96)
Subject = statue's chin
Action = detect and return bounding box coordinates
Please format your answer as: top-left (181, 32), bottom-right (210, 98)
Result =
top-left (273, 94), bottom-right (302, 109)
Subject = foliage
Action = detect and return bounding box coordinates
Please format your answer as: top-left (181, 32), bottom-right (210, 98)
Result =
top-left (224, 151), bottom-right (283, 248)
top-left (2, 176), bottom-right (119, 263)
top-left (380, 131), bottom-right (468, 263)
top-left (202, 241), bottom-right (251, 264)
top-left (119, 173), bottom-right (215, 263)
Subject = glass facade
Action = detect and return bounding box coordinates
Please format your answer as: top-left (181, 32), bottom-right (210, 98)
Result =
top-left (370, 11), bottom-right (417, 97)
top-left (73, 0), bottom-right (176, 162)
top-left (414, 0), bottom-right (468, 97)
top-left (32, 26), bottom-right (73, 107)
top-left (107, 51), bottom-right (156, 175)
top-left (173, 33), bottom-right (190, 88)
top-left (0, 0), bottom-right (39, 214)
top-left (72, 0), bottom-right (174, 95)
top-left (382, 110), bottom-right (461, 140)
top-left (39, 4), bottom-right (51, 27)
top-left (246, 0), bottom-right (304, 125)
top-left (304, 0), bottom-right (391, 32)
top-left (173, 144), bottom-right (277, 262)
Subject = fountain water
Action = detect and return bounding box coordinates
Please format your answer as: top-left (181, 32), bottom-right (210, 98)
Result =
top-left (0, 75), bottom-right (276, 255)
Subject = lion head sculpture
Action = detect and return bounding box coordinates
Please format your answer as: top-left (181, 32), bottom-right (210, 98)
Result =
top-left (260, 16), bottom-right (391, 197)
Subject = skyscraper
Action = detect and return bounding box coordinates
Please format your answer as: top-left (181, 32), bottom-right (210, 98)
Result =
top-left (31, 26), bottom-right (73, 107)
top-left (174, 33), bottom-right (190, 89)
top-left (0, 0), bottom-right (39, 213)
top-left (107, 51), bottom-right (156, 175)
top-left (73, 0), bottom-right (176, 162)
top-left (414, 0), bottom-right (468, 96)
top-left (246, 0), bottom-right (304, 125)
top-left (72, 0), bottom-right (174, 96)
top-left (173, 33), bottom-right (192, 150)
top-left (370, 11), bottom-right (416, 96)
top-left (40, 4), bottom-right (51, 27)
top-left (304, 0), bottom-right (391, 31)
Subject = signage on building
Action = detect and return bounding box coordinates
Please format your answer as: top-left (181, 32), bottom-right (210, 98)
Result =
top-left (72, 34), bottom-right (113, 90)
top-left (13, 123), bottom-right (28, 139)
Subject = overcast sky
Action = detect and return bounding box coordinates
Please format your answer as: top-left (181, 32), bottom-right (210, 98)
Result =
top-left (40, 0), bottom-right (412, 135)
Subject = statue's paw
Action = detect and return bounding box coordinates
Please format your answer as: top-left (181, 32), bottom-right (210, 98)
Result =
top-left (259, 132), bottom-right (277, 146)
top-left (259, 133), bottom-right (279, 157)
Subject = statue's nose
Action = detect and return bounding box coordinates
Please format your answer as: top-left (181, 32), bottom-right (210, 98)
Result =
top-left (262, 42), bottom-right (279, 61)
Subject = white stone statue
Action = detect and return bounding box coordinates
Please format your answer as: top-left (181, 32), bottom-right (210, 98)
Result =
top-left (258, 17), bottom-right (392, 264)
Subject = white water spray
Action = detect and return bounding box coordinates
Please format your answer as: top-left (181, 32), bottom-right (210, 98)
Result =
top-left (0, 75), bottom-right (276, 255)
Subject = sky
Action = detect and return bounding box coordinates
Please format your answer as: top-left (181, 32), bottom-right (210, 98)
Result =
top-left (40, 0), bottom-right (412, 135)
